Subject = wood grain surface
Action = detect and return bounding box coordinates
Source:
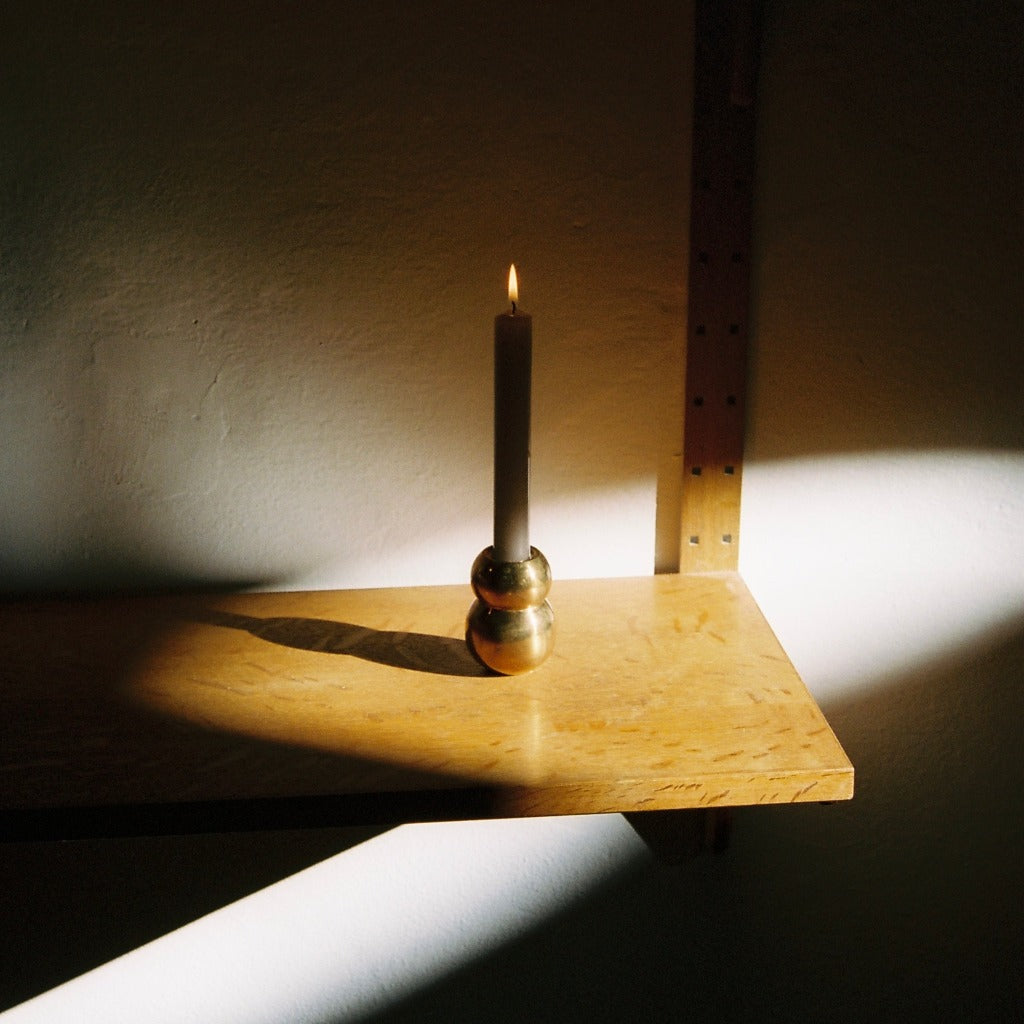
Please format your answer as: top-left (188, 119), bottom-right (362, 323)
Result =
top-left (0, 573), bottom-right (852, 837)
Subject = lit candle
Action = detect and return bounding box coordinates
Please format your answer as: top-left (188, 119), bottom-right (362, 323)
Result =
top-left (493, 264), bottom-right (532, 562)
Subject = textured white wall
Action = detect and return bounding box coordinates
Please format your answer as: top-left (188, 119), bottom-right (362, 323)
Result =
top-left (3, 2), bottom-right (1022, 1022)
top-left (0, 1), bottom-right (688, 595)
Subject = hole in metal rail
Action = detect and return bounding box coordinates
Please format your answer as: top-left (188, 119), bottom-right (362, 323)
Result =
top-left (724, 466), bottom-right (735, 475)
top-left (722, 534), bottom-right (733, 544)
top-left (692, 466), bottom-right (702, 475)
top-left (689, 535), bottom-right (700, 546)
top-left (693, 396), bottom-right (704, 407)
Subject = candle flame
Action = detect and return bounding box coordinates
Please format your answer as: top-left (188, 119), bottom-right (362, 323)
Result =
top-left (508, 264), bottom-right (519, 307)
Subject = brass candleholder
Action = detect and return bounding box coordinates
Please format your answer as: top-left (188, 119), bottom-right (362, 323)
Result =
top-left (466, 546), bottom-right (554, 675)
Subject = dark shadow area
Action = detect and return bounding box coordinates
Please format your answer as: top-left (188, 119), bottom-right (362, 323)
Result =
top-left (196, 608), bottom-right (490, 678)
top-left (745, 1), bottom-right (1024, 465)
top-left (0, 557), bottom-right (274, 603)
top-left (0, 825), bottom-right (388, 1012)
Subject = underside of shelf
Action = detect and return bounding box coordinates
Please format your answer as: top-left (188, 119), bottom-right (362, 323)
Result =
top-left (0, 572), bottom-right (852, 840)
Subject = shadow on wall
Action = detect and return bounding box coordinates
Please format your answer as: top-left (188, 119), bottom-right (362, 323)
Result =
top-left (365, 616), bottom-right (1024, 1024)
top-left (0, 825), bottom-right (393, 1014)
top-left (746, 1), bottom-right (1024, 466)
top-left (0, 0), bottom-right (689, 594)
top-left (1, 595), bottom-right (1020, 1018)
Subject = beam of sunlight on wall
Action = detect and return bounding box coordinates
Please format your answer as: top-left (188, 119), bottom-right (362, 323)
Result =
top-left (288, 478), bottom-right (660, 591)
top-left (739, 451), bottom-right (1024, 700)
top-left (532, 479), bottom-right (661, 582)
top-left (2, 816), bottom-right (646, 1024)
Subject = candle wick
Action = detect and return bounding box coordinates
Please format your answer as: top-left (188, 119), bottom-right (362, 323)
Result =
top-left (511, 301), bottom-right (517, 315)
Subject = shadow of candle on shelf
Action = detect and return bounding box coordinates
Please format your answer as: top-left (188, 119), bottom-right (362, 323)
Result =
top-left (196, 609), bottom-right (491, 678)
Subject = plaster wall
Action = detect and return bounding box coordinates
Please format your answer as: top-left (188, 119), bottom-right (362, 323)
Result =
top-left (1, 0), bottom-right (689, 595)
top-left (2, 2), bottom-right (1023, 1022)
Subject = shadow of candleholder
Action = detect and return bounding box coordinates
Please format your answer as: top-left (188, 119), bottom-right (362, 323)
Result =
top-left (196, 609), bottom-right (491, 678)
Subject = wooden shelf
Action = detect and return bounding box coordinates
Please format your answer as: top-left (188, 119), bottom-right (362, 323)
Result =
top-left (0, 572), bottom-right (852, 840)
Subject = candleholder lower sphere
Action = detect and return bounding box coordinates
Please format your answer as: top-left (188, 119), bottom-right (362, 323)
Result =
top-left (467, 547), bottom-right (554, 675)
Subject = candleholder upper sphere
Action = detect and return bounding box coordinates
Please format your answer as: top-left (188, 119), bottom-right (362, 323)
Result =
top-left (467, 546), bottom-right (554, 675)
